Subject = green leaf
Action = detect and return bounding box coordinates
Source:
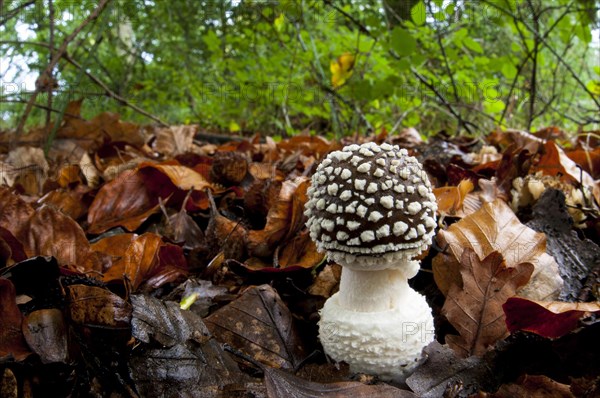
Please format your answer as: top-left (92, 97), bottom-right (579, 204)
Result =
top-left (587, 81), bottom-right (600, 96)
top-left (462, 37), bottom-right (483, 53)
top-left (390, 27), bottom-right (416, 56)
top-left (484, 99), bottom-right (505, 114)
top-left (411, 1), bottom-right (426, 26)
top-left (501, 63), bottom-right (518, 79)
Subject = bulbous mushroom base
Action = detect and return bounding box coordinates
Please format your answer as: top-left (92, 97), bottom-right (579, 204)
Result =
top-left (318, 288), bottom-right (434, 382)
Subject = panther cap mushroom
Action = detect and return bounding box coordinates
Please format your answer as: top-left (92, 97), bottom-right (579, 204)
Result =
top-left (305, 142), bottom-right (438, 381)
top-left (305, 142), bottom-right (437, 269)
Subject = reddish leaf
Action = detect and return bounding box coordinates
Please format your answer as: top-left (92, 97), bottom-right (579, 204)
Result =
top-left (442, 250), bottom-right (533, 357)
top-left (87, 169), bottom-right (160, 234)
top-left (0, 278), bottom-right (31, 361)
top-left (277, 230), bottom-right (325, 269)
top-left (102, 232), bottom-right (163, 291)
top-left (139, 161), bottom-right (212, 191)
top-left (0, 187), bottom-right (35, 244)
top-left (247, 177), bottom-right (310, 257)
top-left (503, 297), bottom-right (600, 339)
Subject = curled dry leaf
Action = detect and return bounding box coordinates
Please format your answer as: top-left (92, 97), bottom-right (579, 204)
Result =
top-left (432, 199), bottom-right (562, 301)
top-left (433, 179), bottom-right (474, 217)
top-left (139, 161), bottom-right (212, 191)
top-left (0, 278), bottom-right (31, 361)
top-left (246, 176), bottom-right (310, 257)
top-left (152, 124), bottom-right (197, 156)
top-left (204, 284), bottom-right (306, 370)
top-left (277, 230), bottom-right (325, 269)
top-left (101, 232), bottom-right (163, 291)
top-left (503, 297), bottom-right (600, 339)
top-left (442, 249), bottom-right (533, 357)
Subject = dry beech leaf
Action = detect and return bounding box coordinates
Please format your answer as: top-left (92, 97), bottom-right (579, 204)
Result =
top-left (433, 179), bottom-right (474, 216)
top-left (67, 284), bottom-right (132, 329)
top-left (58, 111), bottom-right (144, 146)
top-left (153, 125), bottom-right (197, 156)
top-left (442, 249), bottom-right (533, 357)
top-left (22, 309), bottom-right (68, 364)
top-left (533, 141), bottom-right (599, 204)
top-left (278, 231), bottom-right (325, 269)
top-left (503, 297), bottom-right (600, 339)
top-left (433, 199), bottom-right (560, 301)
top-left (263, 366), bottom-right (414, 398)
top-left (247, 176), bottom-right (310, 257)
top-left (102, 233), bottom-right (163, 291)
top-left (26, 205), bottom-right (101, 272)
top-left (139, 162), bottom-right (212, 191)
top-left (566, 147), bottom-right (600, 179)
top-left (38, 188), bottom-right (89, 221)
top-left (0, 278), bottom-right (31, 361)
top-left (87, 169), bottom-right (160, 234)
top-left (204, 284), bottom-right (306, 370)
top-left (0, 187), bottom-right (35, 244)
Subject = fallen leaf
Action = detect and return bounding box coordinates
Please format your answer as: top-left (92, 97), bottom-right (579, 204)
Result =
top-left (22, 309), bottom-right (68, 363)
top-left (102, 232), bottom-right (163, 291)
top-left (204, 284), bottom-right (306, 369)
top-left (526, 189), bottom-right (600, 301)
top-left (247, 176), bottom-right (310, 257)
top-left (66, 284), bottom-right (132, 329)
top-left (0, 278), bottom-right (31, 361)
top-left (263, 366), bottom-right (414, 398)
top-left (277, 231), bottom-right (325, 269)
top-left (128, 294), bottom-right (242, 395)
top-left (87, 169), bottom-right (161, 234)
top-left (406, 342), bottom-right (495, 398)
top-left (503, 297), bottom-right (600, 339)
top-left (0, 187), bottom-right (35, 244)
top-left (432, 199), bottom-right (561, 301)
top-left (484, 374), bottom-right (574, 398)
top-left (433, 179), bottom-right (474, 216)
top-left (152, 125), bottom-right (197, 156)
top-left (139, 161), bottom-right (212, 191)
top-left (442, 249), bottom-right (533, 357)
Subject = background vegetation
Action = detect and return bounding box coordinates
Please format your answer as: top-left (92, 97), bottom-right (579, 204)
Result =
top-left (1, 0), bottom-right (599, 138)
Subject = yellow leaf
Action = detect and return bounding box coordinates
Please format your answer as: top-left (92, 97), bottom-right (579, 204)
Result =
top-left (331, 52), bottom-right (355, 88)
top-left (229, 120), bottom-right (240, 132)
top-left (274, 13), bottom-right (285, 31)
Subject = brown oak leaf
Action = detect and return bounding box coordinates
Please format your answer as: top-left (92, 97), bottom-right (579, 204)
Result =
top-left (442, 249), bottom-right (533, 357)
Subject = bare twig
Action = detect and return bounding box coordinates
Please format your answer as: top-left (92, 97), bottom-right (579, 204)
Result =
top-left (15, 0), bottom-right (112, 135)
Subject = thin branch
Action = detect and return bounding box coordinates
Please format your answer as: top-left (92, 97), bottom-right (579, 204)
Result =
top-left (1, 40), bottom-right (168, 126)
top-left (15, 0), bottom-right (112, 135)
top-left (0, 0), bottom-right (35, 26)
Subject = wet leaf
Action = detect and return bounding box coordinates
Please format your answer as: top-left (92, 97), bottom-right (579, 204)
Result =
top-left (22, 309), bottom-right (68, 363)
top-left (128, 294), bottom-right (241, 396)
top-left (442, 249), bottom-right (533, 357)
top-left (406, 342), bottom-right (495, 397)
top-left (66, 284), bottom-right (132, 329)
top-left (0, 278), bottom-right (31, 361)
top-left (264, 366), bottom-right (414, 398)
top-left (433, 199), bottom-right (561, 301)
top-left (204, 284), bottom-right (306, 369)
top-left (503, 297), bottom-right (600, 339)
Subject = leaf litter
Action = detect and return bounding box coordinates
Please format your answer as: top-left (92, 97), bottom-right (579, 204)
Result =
top-left (0, 112), bottom-right (599, 396)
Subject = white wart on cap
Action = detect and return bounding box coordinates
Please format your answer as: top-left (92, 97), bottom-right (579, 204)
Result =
top-left (305, 142), bottom-right (437, 269)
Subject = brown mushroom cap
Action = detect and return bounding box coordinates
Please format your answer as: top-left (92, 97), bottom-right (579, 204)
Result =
top-left (305, 142), bottom-right (437, 268)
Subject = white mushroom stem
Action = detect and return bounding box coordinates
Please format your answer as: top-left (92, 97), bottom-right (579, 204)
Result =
top-left (338, 260), bottom-right (419, 312)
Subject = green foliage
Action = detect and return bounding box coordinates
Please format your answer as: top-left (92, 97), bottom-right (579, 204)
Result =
top-left (1, 0), bottom-right (599, 135)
